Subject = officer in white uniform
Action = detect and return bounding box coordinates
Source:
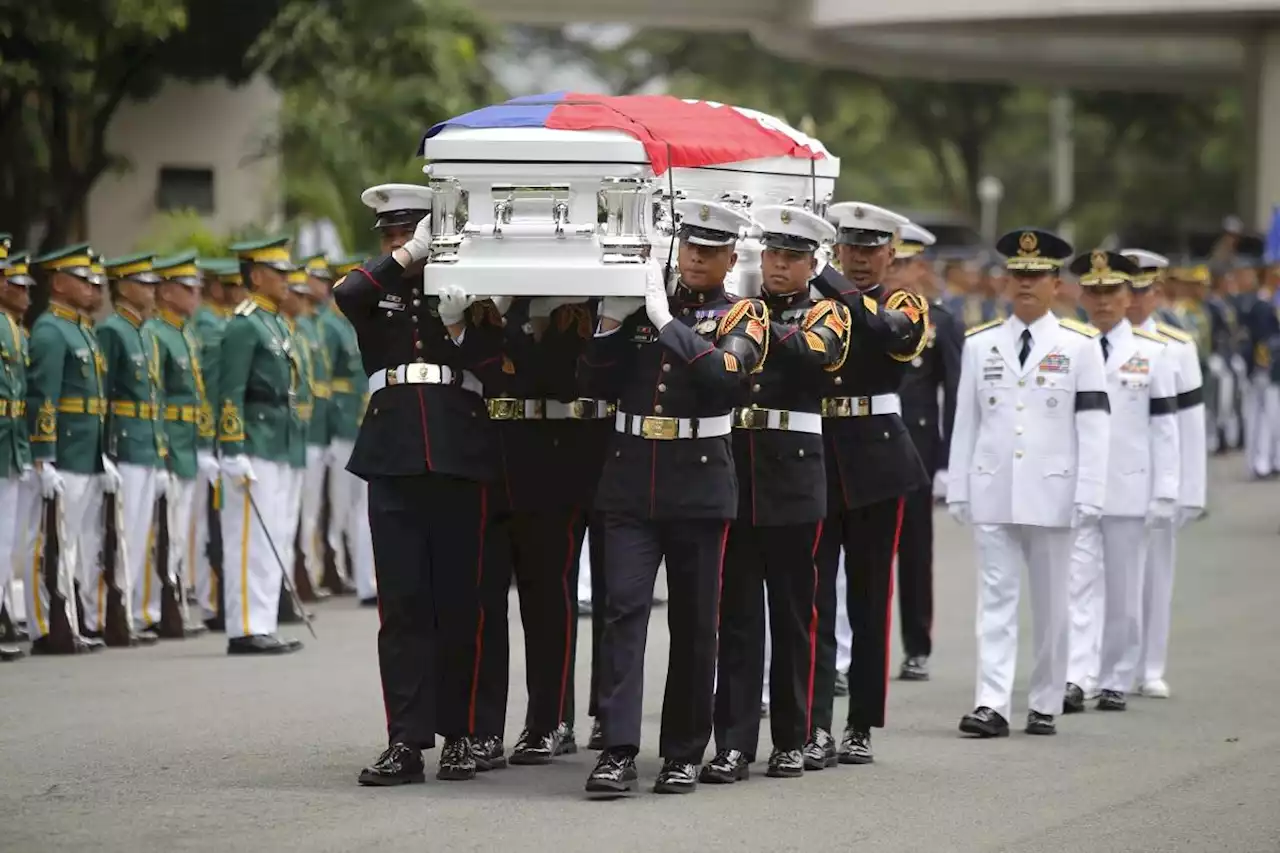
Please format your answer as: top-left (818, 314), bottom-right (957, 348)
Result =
top-left (1063, 250), bottom-right (1179, 714)
top-left (948, 228), bottom-right (1110, 738)
top-left (1123, 249), bottom-right (1207, 699)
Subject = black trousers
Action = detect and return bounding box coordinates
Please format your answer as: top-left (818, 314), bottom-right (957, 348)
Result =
top-left (597, 512), bottom-right (728, 762)
top-left (367, 473), bottom-right (487, 748)
top-left (472, 510), bottom-right (512, 739)
top-left (714, 521), bottom-right (821, 760)
top-left (896, 486), bottom-right (934, 658)
top-left (812, 496), bottom-right (905, 733)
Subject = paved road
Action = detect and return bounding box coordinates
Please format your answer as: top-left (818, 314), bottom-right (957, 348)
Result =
top-left (2, 456), bottom-right (1279, 853)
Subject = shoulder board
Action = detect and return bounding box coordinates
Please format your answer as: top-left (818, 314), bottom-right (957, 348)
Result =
top-left (1133, 327), bottom-right (1168, 345)
top-left (1059, 317), bottom-right (1100, 337)
top-left (965, 318), bottom-right (1003, 337)
top-left (1156, 322), bottom-right (1193, 344)
top-left (234, 299), bottom-right (256, 317)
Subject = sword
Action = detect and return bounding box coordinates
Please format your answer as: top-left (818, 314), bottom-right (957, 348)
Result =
top-left (109, 492), bottom-right (136, 630)
top-left (243, 480), bottom-right (316, 639)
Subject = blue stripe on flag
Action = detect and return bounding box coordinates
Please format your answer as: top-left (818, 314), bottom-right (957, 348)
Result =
top-left (419, 92), bottom-right (568, 154)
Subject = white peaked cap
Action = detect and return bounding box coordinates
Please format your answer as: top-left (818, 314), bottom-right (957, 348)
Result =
top-left (1120, 248), bottom-right (1170, 271)
top-left (753, 205), bottom-right (836, 251)
top-left (827, 202), bottom-right (910, 246)
top-left (674, 199), bottom-right (754, 247)
top-left (360, 183), bottom-right (434, 228)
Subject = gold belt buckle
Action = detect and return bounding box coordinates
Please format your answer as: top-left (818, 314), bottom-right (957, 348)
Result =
top-left (734, 407), bottom-right (759, 430)
top-left (385, 368), bottom-right (400, 387)
top-left (487, 398), bottom-right (520, 420)
top-left (569, 398), bottom-right (590, 419)
top-left (640, 415), bottom-right (678, 440)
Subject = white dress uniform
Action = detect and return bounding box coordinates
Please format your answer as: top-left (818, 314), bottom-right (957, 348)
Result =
top-left (1066, 320), bottom-right (1179, 700)
top-left (948, 309), bottom-right (1110, 724)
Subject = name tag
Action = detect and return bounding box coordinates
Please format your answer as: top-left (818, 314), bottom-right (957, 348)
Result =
top-left (630, 324), bottom-right (658, 344)
top-left (377, 299), bottom-right (405, 312)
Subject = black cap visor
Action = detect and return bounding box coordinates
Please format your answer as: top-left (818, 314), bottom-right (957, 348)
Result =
top-left (761, 232), bottom-right (819, 253)
top-left (678, 224), bottom-right (737, 247)
top-left (374, 209), bottom-right (429, 230)
top-left (836, 228), bottom-right (893, 247)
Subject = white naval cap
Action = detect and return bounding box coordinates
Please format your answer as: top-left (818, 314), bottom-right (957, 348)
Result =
top-left (896, 222), bottom-right (938, 259)
top-left (674, 199), bottom-right (753, 247)
top-left (1120, 248), bottom-right (1170, 288)
top-left (827, 202), bottom-right (910, 247)
top-left (360, 183), bottom-right (433, 229)
top-left (753, 205), bottom-right (837, 253)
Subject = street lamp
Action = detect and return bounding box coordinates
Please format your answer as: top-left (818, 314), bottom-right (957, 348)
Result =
top-left (977, 175), bottom-right (1004, 245)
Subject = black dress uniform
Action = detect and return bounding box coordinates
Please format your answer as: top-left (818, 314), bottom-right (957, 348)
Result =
top-left (808, 202), bottom-right (930, 767)
top-left (708, 205), bottom-right (849, 782)
top-left (896, 297), bottom-right (962, 673)
top-left (335, 187), bottom-right (507, 785)
top-left (580, 199), bottom-right (764, 794)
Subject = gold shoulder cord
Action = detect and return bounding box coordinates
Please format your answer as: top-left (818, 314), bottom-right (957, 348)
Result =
top-left (885, 290), bottom-right (930, 363)
top-left (803, 300), bottom-right (852, 372)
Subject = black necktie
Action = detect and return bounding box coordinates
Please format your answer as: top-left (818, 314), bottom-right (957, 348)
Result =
top-left (1101, 336), bottom-right (1111, 363)
top-left (1018, 328), bottom-right (1032, 366)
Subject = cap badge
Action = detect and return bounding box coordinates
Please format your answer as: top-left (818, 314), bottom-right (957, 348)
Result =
top-left (699, 205), bottom-right (710, 222)
top-left (853, 206), bottom-right (865, 219)
top-left (375, 190), bottom-right (389, 203)
top-left (1019, 231), bottom-right (1038, 255)
top-left (1091, 250), bottom-right (1108, 272)
top-left (780, 209), bottom-right (792, 224)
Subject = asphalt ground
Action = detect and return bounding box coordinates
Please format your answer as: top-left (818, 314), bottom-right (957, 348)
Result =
top-left (2, 455), bottom-right (1278, 853)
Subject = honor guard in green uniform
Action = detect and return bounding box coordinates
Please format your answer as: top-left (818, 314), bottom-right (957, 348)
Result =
top-left (0, 239), bottom-right (33, 661)
top-left (98, 252), bottom-right (167, 640)
top-left (21, 244), bottom-right (109, 654)
top-left (281, 273), bottom-right (314, 585)
top-left (322, 256), bottom-right (375, 603)
top-left (218, 236), bottom-right (305, 655)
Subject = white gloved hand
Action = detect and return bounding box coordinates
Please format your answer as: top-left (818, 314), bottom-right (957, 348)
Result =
top-left (1177, 506), bottom-right (1204, 529)
top-left (37, 463), bottom-right (65, 499)
top-left (947, 501), bottom-right (971, 526)
top-left (400, 213), bottom-right (433, 264)
top-left (101, 455), bottom-right (123, 495)
top-left (220, 455), bottom-right (257, 483)
top-left (644, 264), bottom-right (674, 331)
top-left (529, 296), bottom-right (585, 321)
top-left (1071, 503), bottom-right (1103, 528)
top-left (932, 470), bottom-right (948, 502)
top-left (154, 470), bottom-right (170, 499)
top-left (1145, 497), bottom-right (1177, 528)
top-left (599, 296), bottom-right (644, 326)
top-left (197, 450), bottom-right (221, 481)
top-left (19, 464), bottom-right (33, 484)
top-left (437, 284), bottom-right (475, 326)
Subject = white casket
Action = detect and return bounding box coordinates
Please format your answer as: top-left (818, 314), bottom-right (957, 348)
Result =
top-left (417, 96), bottom-right (839, 297)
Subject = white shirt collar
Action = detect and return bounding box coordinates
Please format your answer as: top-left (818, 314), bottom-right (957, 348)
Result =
top-left (1009, 310), bottom-right (1058, 339)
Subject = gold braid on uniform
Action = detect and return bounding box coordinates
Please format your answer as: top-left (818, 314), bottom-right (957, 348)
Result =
top-left (469, 300), bottom-right (503, 327)
top-left (717, 298), bottom-right (770, 374)
top-left (802, 300), bottom-right (853, 372)
top-left (884, 290), bottom-right (930, 363)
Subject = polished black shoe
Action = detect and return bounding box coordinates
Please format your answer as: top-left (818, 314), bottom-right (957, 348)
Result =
top-left (802, 727), bottom-right (838, 770)
top-left (358, 743), bottom-right (425, 786)
top-left (554, 722), bottom-right (578, 756)
top-left (471, 735), bottom-right (507, 771)
top-left (278, 635), bottom-right (304, 652)
top-left (838, 727), bottom-right (873, 764)
top-left (587, 719), bottom-right (605, 751)
top-left (766, 748), bottom-right (804, 779)
top-left (1096, 689), bottom-right (1127, 711)
top-left (1025, 711), bottom-right (1056, 735)
top-left (899, 655), bottom-right (930, 681)
top-left (834, 671), bottom-right (849, 697)
top-left (437, 737), bottom-right (476, 780)
top-left (698, 749), bottom-right (750, 784)
top-left (359, 596), bottom-right (378, 608)
top-left (654, 759), bottom-right (698, 794)
top-left (0, 643), bottom-right (25, 662)
top-left (959, 706), bottom-right (1010, 738)
top-left (585, 748), bottom-right (637, 794)
top-left (509, 728), bottom-right (560, 766)
top-left (227, 635), bottom-right (294, 655)
top-left (1063, 682), bottom-right (1086, 714)
top-left (203, 617), bottom-right (226, 633)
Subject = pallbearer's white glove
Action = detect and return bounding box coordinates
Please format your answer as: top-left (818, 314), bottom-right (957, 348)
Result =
top-left (1071, 503), bottom-right (1103, 528)
top-left (1145, 498), bottom-right (1177, 528)
top-left (101, 456), bottom-right (122, 495)
top-left (400, 214), bottom-right (434, 264)
top-left (197, 451), bottom-right (221, 481)
top-left (437, 285), bottom-right (474, 326)
top-left (37, 462), bottom-right (65, 499)
top-left (599, 297), bottom-right (644, 326)
top-left (221, 455), bottom-right (256, 483)
top-left (644, 264), bottom-right (674, 331)
top-left (19, 463), bottom-right (33, 484)
top-left (1177, 506), bottom-right (1204, 529)
top-left (932, 470), bottom-right (948, 502)
top-left (947, 501), bottom-right (971, 526)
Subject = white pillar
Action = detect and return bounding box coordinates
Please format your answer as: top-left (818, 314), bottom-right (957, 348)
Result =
top-left (1250, 29), bottom-right (1280, 231)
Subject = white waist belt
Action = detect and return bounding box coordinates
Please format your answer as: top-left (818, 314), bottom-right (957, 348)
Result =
top-left (821, 393), bottom-right (901, 418)
top-left (368, 363), bottom-right (482, 396)
top-left (733, 407), bottom-right (823, 434)
top-left (545, 399), bottom-right (613, 420)
top-left (614, 411), bottom-right (733, 440)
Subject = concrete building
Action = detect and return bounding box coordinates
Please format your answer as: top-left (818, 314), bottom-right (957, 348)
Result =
top-left (86, 75), bottom-right (282, 256)
top-left (477, 0), bottom-right (1280, 230)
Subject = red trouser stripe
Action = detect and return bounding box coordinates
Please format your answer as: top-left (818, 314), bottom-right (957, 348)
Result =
top-left (884, 497), bottom-right (906, 701)
top-left (805, 519), bottom-right (824, 736)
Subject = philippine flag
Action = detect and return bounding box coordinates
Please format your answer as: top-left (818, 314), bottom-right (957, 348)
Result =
top-left (420, 92), bottom-right (823, 175)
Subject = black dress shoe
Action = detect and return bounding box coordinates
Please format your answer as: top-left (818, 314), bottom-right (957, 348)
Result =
top-left (203, 617), bottom-right (225, 633)
top-left (802, 727), bottom-right (838, 770)
top-left (510, 728), bottom-right (560, 766)
top-left (1096, 689), bottom-right (1127, 711)
top-left (654, 759), bottom-right (697, 794)
top-left (554, 722), bottom-right (578, 756)
top-left (1025, 711), bottom-right (1056, 735)
top-left (471, 735), bottom-right (507, 771)
top-left (834, 671), bottom-right (849, 697)
top-left (227, 635), bottom-right (293, 655)
top-left (587, 719), bottom-right (605, 751)
top-left (766, 748), bottom-right (804, 778)
top-left (698, 749), bottom-right (750, 784)
top-left (0, 643), bottom-right (25, 662)
top-left (959, 706), bottom-right (1010, 738)
top-left (358, 743), bottom-right (425, 786)
top-left (900, 655), bottom-right (930, 681)
top-left (1063, 682), bottom-right (1086, 714)
top-left (277, 635), bottom-right (304, 652)
top-left (437, 737), bottom-right (476, 781)
top-left (838, 727), bottom-right (873, 764)
top-left (585, 748), bottom-right (637, 794)
top-left (359, 596), bottom-right (378, 608)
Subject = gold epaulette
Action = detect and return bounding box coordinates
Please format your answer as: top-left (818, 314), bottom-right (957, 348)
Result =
top-left (885, 290), bottom-right (930, 363)
top-left (1156, 322), bottom-right (1193, 344)
top-left (717, 298), bottom-right (769, 373)
top-left (1133, 326), bottom-right (1168, 344)
top-left (1059, 317), bottom-right (1100, 338)
top-left (965, 318), bottom-right (1003, 337)
top-left (234, 298), bottom-right (255, 317)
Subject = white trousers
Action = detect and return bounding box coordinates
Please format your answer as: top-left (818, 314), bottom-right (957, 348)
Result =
top-left (190, 468), bottom-right (218, 619)
top-left (286, 464), bottom-right (304, 547)
top-left (348, 480), bottom-right (377, 600)
top-left (19, 472), bottom-right (100, 639)
top-left (220, 459), bottom-right (288, 639)
top-left (973, 523), bottom-right (1072, 721)
top-left (298, 445), bottom-right (328, 587)
top-left (327, 440), bottom-right (358, 581)
top-left (118, 464), bottom-right (160, 631)
top-left (835, 550), bottom-right (852, 675)
top-left (1138, 524), bottom-right (1177, 683)
top-left (1068, 518), bottom-right (1148, 693)
top-left (166, 476), bottom-right (196, 617)
top-left (0, 476), bottom-right (22, 607)
top-left (1244, 374), bottom-right (1275, 477)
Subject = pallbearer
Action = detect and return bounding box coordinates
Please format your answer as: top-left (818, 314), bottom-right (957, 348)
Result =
top-left (0, 241), bottom-right (32, 662)
top-left (218, 237), bottom-right (305, 656)
top-left (707, 204), bottom-right (847, 783)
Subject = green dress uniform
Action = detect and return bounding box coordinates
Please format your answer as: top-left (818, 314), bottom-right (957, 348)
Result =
top-left (292, 308), bottom-right (331, 593)
top-left (0, 248), bottom-right (33, 653)
top-left (189, 281), bottom-right (233, 624)
top-left (319, 302), bottom-right (368, 592)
